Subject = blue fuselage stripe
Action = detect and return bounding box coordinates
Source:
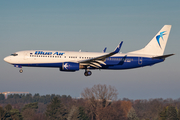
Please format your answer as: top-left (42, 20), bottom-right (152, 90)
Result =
top-left (13, 57), bottom-right (164, 70)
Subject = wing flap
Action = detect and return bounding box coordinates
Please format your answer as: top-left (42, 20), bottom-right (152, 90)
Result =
top-left (95, 60), bottom-right (106, 65)
top-left (90, 62), bottom-right (102, 67)
top-left (89, 64), bottom-right (99, 68)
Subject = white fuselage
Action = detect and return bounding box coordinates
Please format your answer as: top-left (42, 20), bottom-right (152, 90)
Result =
top-left (4, 50), bottom-right (153, 65)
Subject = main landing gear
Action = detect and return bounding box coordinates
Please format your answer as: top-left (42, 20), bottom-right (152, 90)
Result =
top-left (84, 69), bottom-right (92, 76)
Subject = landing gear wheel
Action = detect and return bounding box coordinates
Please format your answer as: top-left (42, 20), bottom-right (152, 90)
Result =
top-left (19, 69), bottom-right (23, 73)
top-left (88, 71), bottom-right (92, 76)
top-left (84, 71), bottom-right (92, 76)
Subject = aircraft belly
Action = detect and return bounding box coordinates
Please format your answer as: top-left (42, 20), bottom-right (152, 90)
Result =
top-left (100, 57), bottom-right (164, 70)
top-left (15, 63), bottom-right (63, 68)
top-left (13, 57), bottom-right (65, 67)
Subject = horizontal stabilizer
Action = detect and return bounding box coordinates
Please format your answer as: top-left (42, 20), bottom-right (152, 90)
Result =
top-left (152, 54), bottom-right (174, 59)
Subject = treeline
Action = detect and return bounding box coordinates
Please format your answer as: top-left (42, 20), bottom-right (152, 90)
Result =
top-left (0, 93), bottom-right (71, 104)
top-left (0, 84), bottom-right (180, 120)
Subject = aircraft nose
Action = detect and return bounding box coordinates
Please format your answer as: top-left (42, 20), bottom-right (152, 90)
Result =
top-left (4, 56), bottom-right (11, 63)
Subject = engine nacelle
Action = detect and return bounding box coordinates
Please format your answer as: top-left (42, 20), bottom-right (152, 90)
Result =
top-left (60, 62), bottom-right (79, 71)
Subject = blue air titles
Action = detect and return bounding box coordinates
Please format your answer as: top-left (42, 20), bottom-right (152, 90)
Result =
top-left (35, 51), bottom-right (64, 55)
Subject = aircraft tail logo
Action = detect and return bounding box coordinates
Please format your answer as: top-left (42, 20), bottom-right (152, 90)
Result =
top-left (156, 31), bottom-right (166, 48)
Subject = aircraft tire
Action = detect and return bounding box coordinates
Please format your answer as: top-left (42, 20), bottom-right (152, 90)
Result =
top-left (19, 69), bottom-right (23, 73)
top-left (84, 71), bottom-right (92, 76)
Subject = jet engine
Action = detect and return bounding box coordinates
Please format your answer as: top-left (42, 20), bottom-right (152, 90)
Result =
top-left (60, 62), bottom-right (79, 71)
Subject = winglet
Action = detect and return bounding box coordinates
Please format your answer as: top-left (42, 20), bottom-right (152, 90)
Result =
top-left (113, 41), bottom-right (123, 53)
top-left (103, 47), bottom-right (107, 53)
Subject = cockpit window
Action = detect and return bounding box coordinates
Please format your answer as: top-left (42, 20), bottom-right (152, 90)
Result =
top-left (11, 53), bottom-right (18, 56)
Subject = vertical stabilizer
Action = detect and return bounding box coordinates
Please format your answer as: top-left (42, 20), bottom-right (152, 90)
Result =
top-left (129, 25), bottom-right (171, 56)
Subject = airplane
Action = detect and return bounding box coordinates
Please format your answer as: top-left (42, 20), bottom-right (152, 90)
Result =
top-left (4, 25), bottom-right (174, 76)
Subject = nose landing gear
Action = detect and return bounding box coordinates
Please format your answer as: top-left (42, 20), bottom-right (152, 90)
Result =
top-left (14, 65), bottom-right (23, 73)
top-left (19, 68), bottom-right (23, 73)
top-left (84, 69), bottom-right (92, 76)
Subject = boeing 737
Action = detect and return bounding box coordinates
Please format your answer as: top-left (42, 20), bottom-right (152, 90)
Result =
top-left (4, 25), bottom-right (174, 76)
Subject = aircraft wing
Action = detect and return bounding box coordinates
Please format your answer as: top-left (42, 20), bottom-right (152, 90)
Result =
top-left (79, 41), bottom-right (123, 68)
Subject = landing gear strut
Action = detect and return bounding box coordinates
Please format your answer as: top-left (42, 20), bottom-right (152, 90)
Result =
top-left (19, 69), bottom-right (23, 73)
top-left (84, 69), bottom-right (92, 76)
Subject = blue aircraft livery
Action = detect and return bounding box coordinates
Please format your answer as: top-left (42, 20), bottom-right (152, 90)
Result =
top-left (4, 25), bottom-right (174, 76)
top-left (156, 31), bottom-right (166, 48)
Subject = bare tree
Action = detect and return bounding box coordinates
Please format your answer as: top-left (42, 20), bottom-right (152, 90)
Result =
top-left (81, 84), bottom-right (118, 102)
top-left (81, 84), bottom-right (118, 120)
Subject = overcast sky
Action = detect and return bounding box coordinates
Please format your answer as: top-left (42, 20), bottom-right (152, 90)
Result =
top-left (0, 0), bottom-right (179, 99)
